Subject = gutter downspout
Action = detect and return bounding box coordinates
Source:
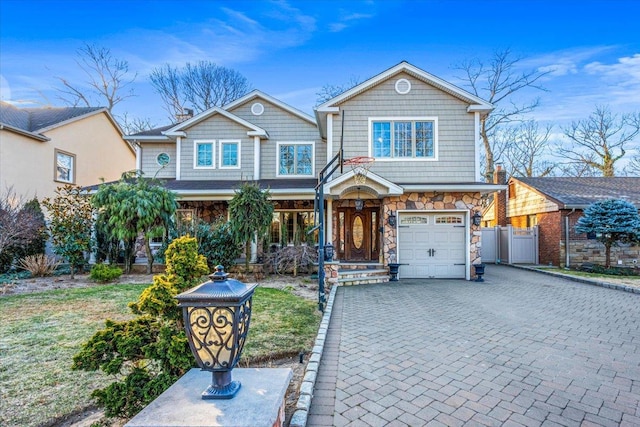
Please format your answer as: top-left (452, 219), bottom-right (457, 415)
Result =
top-left (565, 208), bottom-right (575, 268)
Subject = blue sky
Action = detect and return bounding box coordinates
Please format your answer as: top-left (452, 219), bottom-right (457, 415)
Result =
top-left (1, 0), bottom-right (639, 132)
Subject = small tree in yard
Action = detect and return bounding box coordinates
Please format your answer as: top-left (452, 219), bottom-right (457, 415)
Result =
top-left (72, 236), bottom-right (209, 418)
top-left (0, 191), bottom-right (46, 273)
top-left (228, 182), bottom-right (274, 270)
top-left (42, 185), bottom-right (93, 278)
top-left (92, 171), bottom-right (178, 273)
top-left (575, 199), bottom-right (640, 268)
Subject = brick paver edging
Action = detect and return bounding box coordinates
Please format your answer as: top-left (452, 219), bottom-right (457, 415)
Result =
top-left (289, 284), bottom-right (339, 427)
top-left (510, 264), bottom-right (640, 294)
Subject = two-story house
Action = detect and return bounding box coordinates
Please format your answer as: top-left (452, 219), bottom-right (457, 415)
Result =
top-left (126, 62), bottom-right (503, 280)
top-left (0, 102), bottom-right (135, 201)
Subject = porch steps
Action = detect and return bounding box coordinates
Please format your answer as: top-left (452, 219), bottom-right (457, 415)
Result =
top-left (337, 263), bottom-right (390, 285)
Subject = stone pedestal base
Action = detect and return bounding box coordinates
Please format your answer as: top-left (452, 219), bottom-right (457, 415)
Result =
top-left (125, 368), bottom-right (292, 427)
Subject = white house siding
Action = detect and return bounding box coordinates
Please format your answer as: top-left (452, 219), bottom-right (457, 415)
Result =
top-left (227, 98), bottom-right (324, 180)
top-left (141, 143), bottom-right (177, 179)
top-left (330, 72), bottom-right (476, 183)
top-left (180, 117), bottom-right (254, 181)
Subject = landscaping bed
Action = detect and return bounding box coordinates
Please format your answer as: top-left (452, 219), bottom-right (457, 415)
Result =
top-left (0, 273), bottom-right (321, 427)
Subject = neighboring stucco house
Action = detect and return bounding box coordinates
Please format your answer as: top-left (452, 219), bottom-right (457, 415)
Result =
top-left (496, 176), bottom-right (640, 267)
top-left (126, 62), bottom-right (504, 280)
top-left (0, 102), bottom-right (135, 201)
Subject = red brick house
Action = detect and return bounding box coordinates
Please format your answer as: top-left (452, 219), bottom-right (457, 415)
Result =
top-left (488, 177), bottom-right (640, 267)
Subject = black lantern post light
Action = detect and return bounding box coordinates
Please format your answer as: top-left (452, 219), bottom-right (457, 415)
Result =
top-left (176, 265), bottom-right (257, 399)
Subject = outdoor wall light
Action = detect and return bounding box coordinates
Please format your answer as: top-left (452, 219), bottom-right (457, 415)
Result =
top-left (176, 265), bottom-right (257, 399)
top-left (324, 242), bottom-right (334, 262)
top-left (472, 211), bottom-right (482, 227)
top-left (388, 211), bottom-right (397, 227)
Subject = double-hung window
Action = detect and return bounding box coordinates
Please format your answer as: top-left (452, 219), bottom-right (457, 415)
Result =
top-left (55, 149), bottom-right (75, 183)
top-left (194, 140), bottom-right (215, 168)
top-left (194, 140), bottom-right (241, 169)
top-left (370, 118), bottom-right (437, 160)
top-left (219, 140), bottom-right (240, 168)
top-left (277, 142), bottom-right (314, 176)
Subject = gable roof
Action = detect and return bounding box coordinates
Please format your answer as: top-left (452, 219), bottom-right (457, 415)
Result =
top-left (514, 177), bottom-right (640, 209)
top-left (0, 102), bottom-right (125, 143)
top-left (314, 61), bottom-right (494, 139)
top-left (163, 107), bottom-right (269, 139)
top-left (223, 90), bottom-right (317, 126)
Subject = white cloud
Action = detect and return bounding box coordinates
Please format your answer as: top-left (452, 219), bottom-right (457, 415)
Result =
top-left (328, 5), bottom-right (376, 33)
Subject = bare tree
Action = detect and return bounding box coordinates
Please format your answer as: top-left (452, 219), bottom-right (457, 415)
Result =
top-left (560, 106), bottom-right (640, 177)
top-left (119, 112), bottom-right (156, 135)
top-left (150, 61), bottom-right (252, 121)
top-left (56, 43), bottom-right (136, 112)
top-left (454, 49), bottom-right (550, 181)
top-left (555, 161), bottom-right (600, 177)
top-left (624, 153), bottom-right (640, 176)
top-left (316, 76), bottom-right (361, 105)
top-left (504, 121), bottom-right (555, 177)
top-left (0, 188), bottom-right (43, 255)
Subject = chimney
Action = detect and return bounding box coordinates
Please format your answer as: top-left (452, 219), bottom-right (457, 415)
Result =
top-left (493, 164), bottom-right (508, 226)
top-left (493, 164), bottom-right (507, 185)
top-left (176, 108), bottom-right (194, 123)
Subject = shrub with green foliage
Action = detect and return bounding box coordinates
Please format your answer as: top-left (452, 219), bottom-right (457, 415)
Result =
top-left (72, 236), bottom-right (209, 418)
top-left (155, 217), bottom-right (240, 271)
top-left (90, 263), bottom-right (123, 283)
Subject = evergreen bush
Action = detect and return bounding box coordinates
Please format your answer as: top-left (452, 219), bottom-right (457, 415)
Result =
top-left (90, 263), bottom-right (123, 283)
top-left (72, 236), bottom-right (209, 418)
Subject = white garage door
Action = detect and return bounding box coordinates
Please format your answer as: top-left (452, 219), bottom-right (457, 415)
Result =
top-left (398, 213), bottom-right (466, 279)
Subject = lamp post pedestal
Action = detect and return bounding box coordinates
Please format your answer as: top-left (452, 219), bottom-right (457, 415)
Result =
top-left (125, 368), bottom-right (292, 427)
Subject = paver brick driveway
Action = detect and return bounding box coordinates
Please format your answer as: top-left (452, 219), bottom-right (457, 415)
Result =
top-left (308, 265), bottom-right (640, 426)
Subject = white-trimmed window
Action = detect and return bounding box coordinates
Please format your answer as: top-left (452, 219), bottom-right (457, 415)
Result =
top-left (219, 140), bottom-right (240, 169)
top-left (370, 117), bottom-right (437, 160)
top-left (277, 141), bottom-right (314, 176)
top-left (55, 149), bottom-right (75, 183)
top-left (194, 140), bottom-right (215, 169)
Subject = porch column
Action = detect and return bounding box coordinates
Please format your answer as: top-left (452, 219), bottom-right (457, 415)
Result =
top-left (176, 136), bottom-right (182, 180)
top-left (253, 136), bottom-right (260, 180)
top-left (326, 198), bottom-right (334, 259)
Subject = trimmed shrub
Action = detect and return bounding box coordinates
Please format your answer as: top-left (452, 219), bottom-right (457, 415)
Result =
top-left (90, 263), bottom-right (123, 283)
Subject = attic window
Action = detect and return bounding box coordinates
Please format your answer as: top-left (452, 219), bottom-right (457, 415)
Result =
top-left (251, 102), bottom-right (264, 116)
top-left (395, 78), bottom-right (411, 94)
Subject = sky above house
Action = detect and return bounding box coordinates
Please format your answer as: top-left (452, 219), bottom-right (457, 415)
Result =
top-left (1, 0), bottom-right (639, 138)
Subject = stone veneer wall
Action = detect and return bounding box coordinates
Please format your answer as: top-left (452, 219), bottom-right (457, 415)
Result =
top-left (382, 192), bottom-right (483, 270)
top-left (179, 201), bottom-right (228, 222)
top-left (563, 241), bottom-right (640, 268)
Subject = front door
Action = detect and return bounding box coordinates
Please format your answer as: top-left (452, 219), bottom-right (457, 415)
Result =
top-left (338, 207), bottom-right (379, 261)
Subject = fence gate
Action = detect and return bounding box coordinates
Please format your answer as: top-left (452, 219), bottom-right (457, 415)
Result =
top-left (481, 225), bottom-right (539, 264)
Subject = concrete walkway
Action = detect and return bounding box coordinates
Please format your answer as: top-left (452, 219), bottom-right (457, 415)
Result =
top-left (307, 265), bottom-right (640, 426)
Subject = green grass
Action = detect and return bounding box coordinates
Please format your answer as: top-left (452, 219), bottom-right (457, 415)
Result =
top-left (535, 266), bottom-right (640, 281)
top-left (0, 283), bottom-right (320, 427)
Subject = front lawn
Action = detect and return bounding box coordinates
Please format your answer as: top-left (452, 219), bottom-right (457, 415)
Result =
top-left (0, 282), bottom-right (320, 427)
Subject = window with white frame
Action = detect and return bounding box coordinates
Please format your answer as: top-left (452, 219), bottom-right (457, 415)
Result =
top-left (219, 140), bottom-right (240, 168)
top-left (277, 142), bottom-right (314, 176)
top-left (194, 140), bottom-right (215, 168)
top-left (55, 149), bottom-right (75, 183)
top-left (370, 118), bottom-right (437, 159)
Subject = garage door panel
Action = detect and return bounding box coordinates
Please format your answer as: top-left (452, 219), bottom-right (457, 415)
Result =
top-left (399, 213), bottom-right (466, 279)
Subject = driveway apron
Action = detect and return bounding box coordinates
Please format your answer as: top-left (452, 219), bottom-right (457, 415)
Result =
top-left (307, 265), bottom-right (640, 426)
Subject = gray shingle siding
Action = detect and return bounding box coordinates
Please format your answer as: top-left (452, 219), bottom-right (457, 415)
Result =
top-left (227, 98), bottom-right (324, 180)
top-left (331, 73), bottom-right (477, 183)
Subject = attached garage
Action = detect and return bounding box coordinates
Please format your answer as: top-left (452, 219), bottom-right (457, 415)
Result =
top-left (397, 212), bottom-right (467, 279)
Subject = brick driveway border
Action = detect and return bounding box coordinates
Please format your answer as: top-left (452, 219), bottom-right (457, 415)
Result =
top-left (307, 264), bottom-right (640, 426)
